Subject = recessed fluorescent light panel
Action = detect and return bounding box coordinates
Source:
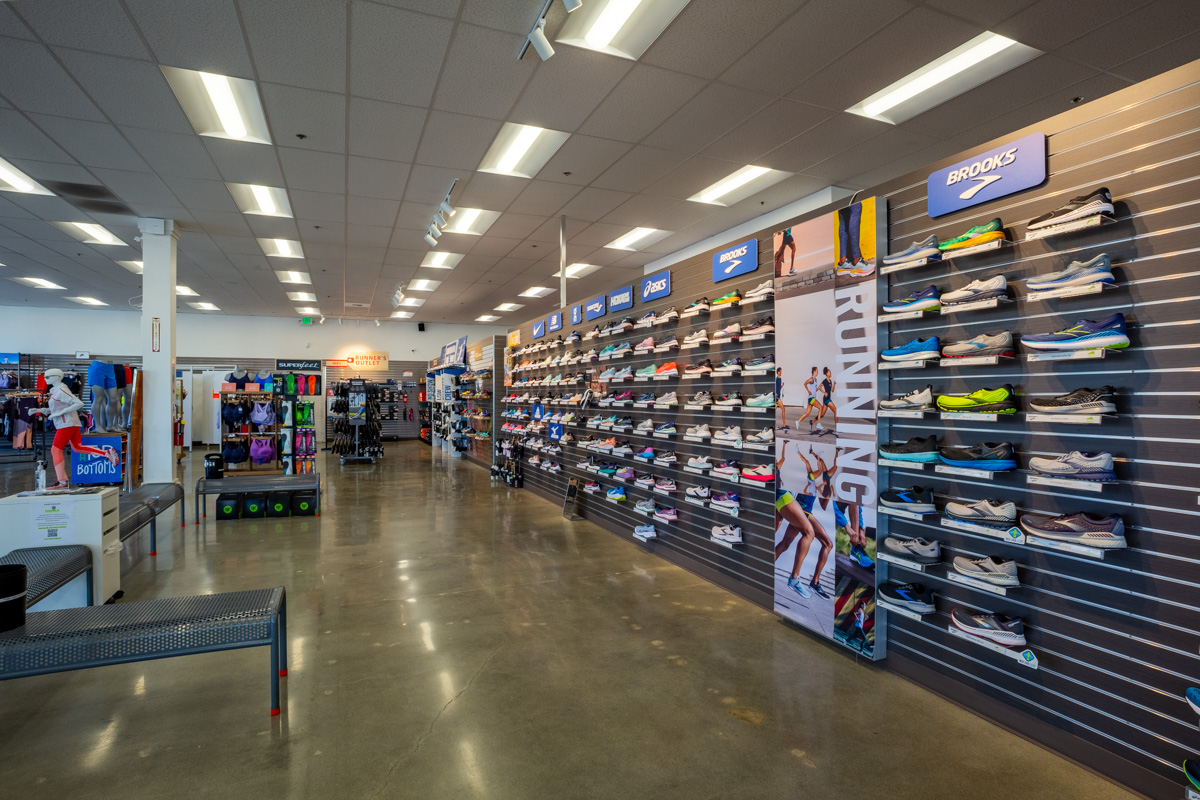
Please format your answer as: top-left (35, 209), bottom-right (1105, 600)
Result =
top-left (227, 183), bottom-right (293, 218)
top-left (475, 314), bottom-right (500, 322)
top-left (494, 302), bottom-right (525, 312)
top-left (407, 279), bottom-right (442, 292)
top-left (441, 208), bottom-right (500, 236)
top-left (553, 262), bottom-right (602, 279)
top-left (69, 296), bottom-right (107, 306)
top-left (189, 301), bottom-right (220, 311)
top-left (259, 238), bottom-right (305, 258)
top-left (161, 66), bottom-right (272, 144)
top-left (478, 123), bottom-right (570, 178)
top-left (286, 291), bottom-right (316, 302)
top-left (398, 297), bottom-right (425, 308)
top-left (117, 260), bottom-right (144, 274)
top-left (56, 221), bottom-right (127, 246)
top-left (295, 306), bottom-right (321, 315)
top-left (519, 286), bottom-right (554, 298)
top-left (0, 156), bottom-right (53, 195)
top-left (391, 311), bottom-right (414, 319)
top-left (13, 277), bottom-right (65, 289)
top-left (420, 251), bottom-right (463, 270)
top-left (275, 270), bottom-right (312, 284)
top-left (175, 285), bottom-right (198, 296)
top-left (687, 165), bottom-right (792, 206)
top-left (847, 32), bottom-right (1041, 125)
top-left (557, 0), bottom-right (691, 60)
top-left (605, 226), bottom-right (670, 251)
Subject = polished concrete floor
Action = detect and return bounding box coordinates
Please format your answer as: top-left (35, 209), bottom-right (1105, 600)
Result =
top-left (0, 443), bottom-right (1135, 799)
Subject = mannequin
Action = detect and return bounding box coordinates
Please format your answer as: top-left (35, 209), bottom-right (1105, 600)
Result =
top-left (120, 365), bottom-right (134, 427)
top-left (86, 358), bottom-right (122, 431)
top-left (37, 368), bottom-right (120, 489)
top-left (226, 369), bottom-right (251, 390)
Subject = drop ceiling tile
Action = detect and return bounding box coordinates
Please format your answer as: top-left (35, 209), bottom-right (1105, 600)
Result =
top-left (578, 64), bottom-right (707, 143)
top-left (7, 159), bottom-right (97, 186)
top-left (375, 0), bottom-right (463, 17)
top-left (805, 126), bottom-right (942, 183)
top-left (196, 214), bottom-right (255, 239)
top-left (701, 99), bottom-right (834, 165)
top-left (348, 98), bottom-right (426, 162)
top-left (414, 110), bottom-right (502, 170)
top-left (204, 139), bottom-right (285, 185)
top-left (239, 0), bottom-right (346, 93)
top-left (29, 115), bottom-right (151, 173)
top-left (485, 212), bottom-right (546, 240)
top-left (720, 0), bottom-right (912, 97)
top-left (723, 173), bottom-right (835, 217)
top-left (121, 127), bottom-right (223, 180)
top-left (557, 187), bottom-right (633, 222)
top-left (17, 0), bottom-right (150, 59)
top-left (642, 82), bottom-right (775, 154)
top-left (992, 0), bottom-right (1146, 51)
top-left (278, 148), bottom-right (346, 193)
top-left (0, 37), bottom-right (104, 120)
top-left (54, 49), bottom-right (196, 135)
top-left (455, 172), bottom-right (528, 210)
top-left (758, 112), bottom-right (890, 173)
top-left (348, 196), bottom-right (401, 228)
top-left (404, 164), bottom-right (472, 203)
top-left (0, 6), bottom-right (34, 39)
top-left (287, 189), bottom-right (345, 221)
top-left (0, 109), bottom-right (75, 163)
top-left (1056, 0), bottom-right (1200, 70)
top-left (506, 180), bottom-right (582, 216)
top-left (0, 194), bottom-right (39, 220)
top-left (261, 84), bottom-right (346, 154)
top-left (509, 47), bottom-right (633, 131)
top-left (350, 1), bottom-right (453, 106)
top-left (347, 225), bottom-right (393, 247)
top-left (395, 200), bottom-right (438, 231)
top-left (243, 215), bottom-right (300, 239)
top-left (599, 194), bottom-right (678, 227)
top-left (1108, 30), bottom-right (1200, 83)
top-left (348, 156), bottom-right (411, 200)
top-left (528, 216), bottom-right (590, 243)
top-left (432, 24), bottom-right (534, 119)
top-left (298, 223), bottom-right (346, 244)
top-left (387, 227), bottom-right (433, 250)
top-left (641, 155), bottom-right (750, 201)
top-left (645, 201), bottom-right (716, 233)
top-left (128, 203), bottom-right (197, 224)
top-left (124, 0), bottom-right (254, 77)
top-left (532, 135), bottom-right (631, 186)
top-left (923, 0), bottom-right (1039, 26)
top-left (570, 221), bottom-right (632, 248)
top-left (641, 0), bottom-right (807, 79)
top-left (590, 146), bottom-right (689, 194)
top-left (459, 0), bottom-right (543, 35)
top-left (465, 235), bottom-right (521, 257)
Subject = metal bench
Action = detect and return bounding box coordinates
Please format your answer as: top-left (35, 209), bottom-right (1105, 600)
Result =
top-left (120, 482), bottom-right (186, 555)
top-left (0, 587), bottom-right (288, 715)
top-left (0, 545), bottom-right (92, 607)
top-left (195, 473), bottom-right (320, 522)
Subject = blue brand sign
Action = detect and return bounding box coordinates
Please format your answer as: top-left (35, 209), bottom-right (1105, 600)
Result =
top-left (549, 423), bottom-right (563, 441)
top-left (712, 238), bottom-right (758, 283)
top-left (0, 353), bottom-right (18, 365)
top-left (532, 404), bottom-right (545, 421)
top-left (570, 304), bottom-right (583, 326)
top-left (926, 131), bottom-right (1046, 217)
top-left (608, 285), bottom-right (634, 312)
top-left (548, 311), bottom-right (562, 332)
top-left (585, 295), bottom-right (606, 321)
top-left (70, 435), bottom-right (122, 484)
top-left (532, 319), bottom-right (546, 339)
top-left (640, 270), bottom-right (671, 301)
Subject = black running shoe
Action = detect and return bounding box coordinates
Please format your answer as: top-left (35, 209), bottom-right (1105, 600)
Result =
top-left (879, 486), bottom-right (935, 513)
top-left (1028, 386), bottom-right (1116, 415)
top-left (879, 581), bottom-right (935, 614)
top-left (1028, 186), bottom-right (1114, 230)
top-left (878, 435), bottom-right (939, 463)
top-left (937, 442), bottom-right (1017, 471)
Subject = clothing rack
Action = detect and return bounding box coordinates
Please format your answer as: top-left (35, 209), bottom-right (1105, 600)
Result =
top-left (0, 387), bottom-right (44, 463)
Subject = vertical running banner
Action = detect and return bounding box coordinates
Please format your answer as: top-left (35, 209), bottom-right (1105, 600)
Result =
top-left (771, 196), bottom-right (881, 658)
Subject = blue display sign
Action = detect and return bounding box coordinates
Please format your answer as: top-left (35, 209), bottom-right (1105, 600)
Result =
top-left (548, 423), bottom-right (563, 441)
top-left (70, 435), bottom-right (122, 485)
top-left (548, 311), bottom-right (562, 333)
top-left (712, 238), bottom-right (758, 283)
top-left (570, 304), bottom-right (583, 326)
top-left (532, 404), bottom-right (546, 421)
top-left (532, 319), bottom-right (546, 339)
top-left (585, 295), bottom-right (606, 321)
top-left (926, 131), bottom-right (1046, 217)
top-left (608, 285), bottom-right (634, 312)
top-left (0, 353), bottom-right (18, 365)
top-left (640, 270), bottom-right (670, 302)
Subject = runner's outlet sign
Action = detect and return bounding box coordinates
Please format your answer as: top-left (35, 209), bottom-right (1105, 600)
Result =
top-left (926, 132), bottom-right (1046, 216)
top-left (343, 351), bottom-right (389, 371)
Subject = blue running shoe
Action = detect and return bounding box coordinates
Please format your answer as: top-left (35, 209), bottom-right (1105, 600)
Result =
top-left (1187, 687), bottom-right (1200, 717)
top-left (850, 545), bottom-right (875, 568)
top-left (1021, 312), bottom-right (1129, 351)
top-left (636, 392), bottom-right (657, 403)
top-left (1026, 253), bottom-right (1115, 291)
top-left (654, 422), bottom-right (676, 434)
top-left (1186, 760), bottom-right (1200, 792)
top-left (882, 234), bottom-right (941, 265)
top-left (606, 486), bottom-right (626, 501)
top-left (882, 336), bottom-right (940, 361)
top-left (787, 577), bottom-right (812, 599)
top-left (883, 285), bottom-right (940, 313)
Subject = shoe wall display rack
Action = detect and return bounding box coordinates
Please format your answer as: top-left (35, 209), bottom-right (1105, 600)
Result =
top-left (872, 63), bottom-right (1200, 800)
top-left (461, 335), bottom-right (503, 470)
top-left (499, 267), bottom-right (779, 608)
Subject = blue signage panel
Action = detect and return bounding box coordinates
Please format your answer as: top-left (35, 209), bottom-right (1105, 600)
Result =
top-left (532, 319), bottom-right (546, 339)
top-left (585, 295), bottom-right (606, 321)
top-left (927, 131), bottom-right (1046, 217)
top-left (548, 423), bottom-right (563, 441)
top-left (0, 353), bottom-right (18, 365)
top-left (712, 238), bottom-right (758, 283)
top-left (570, 304), bottom-right (583, 326)
top-left (548, 311), bottom-right (562, 332)
top-left (640, 270), bottom-right (671, 302)
top-left (608, 285), bottom-right (634, 312)
top-left (70, 435), bottom-right (123, 484)
top-left (532, 404), bottom-right (546, 421)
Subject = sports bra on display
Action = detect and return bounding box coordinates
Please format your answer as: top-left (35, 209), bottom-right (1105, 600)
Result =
top-left (249, 401), bottom-right (275, 427)
top-left (249, 437), bottom-right (275, 464)
top-left (256, 371), bottom-right (273, 391)
top-left (222, 401), bottom-right (247, 426)
top-left (226, 372), bottom-right (251, 390)
top-left (221, 440), bottom-right (248, 464)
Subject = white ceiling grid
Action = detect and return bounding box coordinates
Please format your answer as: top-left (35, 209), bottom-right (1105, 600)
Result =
top-left (0, 0), bottom-right (1195, 324)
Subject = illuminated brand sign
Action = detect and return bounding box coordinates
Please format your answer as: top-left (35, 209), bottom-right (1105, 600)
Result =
top-left (276, 359), bottom-right (321, 371)
top-left (345, 350), bottom-right (389, 371)
top-left (640, 270), bottom-right (670, 301)
top-left (927, 132), bottom-right (1046, 217)
top-left (585, 295), bottom-right (606, 321)
top-left (712, 239), bottom-right (758, 283)
top-left (608, 285), bottom-right (634, 312)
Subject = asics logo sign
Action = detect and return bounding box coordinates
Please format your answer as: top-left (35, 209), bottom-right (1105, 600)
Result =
top-left (927, 132), bottom-right (1045, 217)
top-left (712, 239), bottom-right (758, 283)
top-left (641, 270), bottom-right (671, 301)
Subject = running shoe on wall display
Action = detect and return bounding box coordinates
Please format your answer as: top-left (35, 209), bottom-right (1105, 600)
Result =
top-left (882, 286), bottom-right (940, 313)
top-left (936, 385), bottom-right (1018, 414)
top-left (1027, 187), bottom-right (1114, 230)
top-left (938, 442), bottom-right (1017, 471)
top-left (882, 337), bottom-right (940, 361)
top-left (880, 386), bottom-right (933, 410)
top-left (1028, 387), bottom-right (1116, 415)
top-left (883, 235), bottom-right (941, 265)
top-left (938, 218), bottom-right (1005, 251)
top-left (1020, 313), bottom-right (1129, 351)
top-left (950, 608), bottom-right (1026, 647)
top-left (1026, 253), bottom-right (1115, 292)
top-left (1019, 512), bottom-right (1126, 548)
top-left (941, 276), bottom-right (1007, 305)
top-left (941, 332), bottom-right (1014, 358)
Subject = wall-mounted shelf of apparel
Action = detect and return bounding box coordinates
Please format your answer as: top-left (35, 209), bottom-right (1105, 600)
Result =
top-left (945, 624), bottom-right (1038, 669)
top-left (945, 570), bottom-right (1011, 596)
top-left (1022, 212), bottom-right (1116, 241)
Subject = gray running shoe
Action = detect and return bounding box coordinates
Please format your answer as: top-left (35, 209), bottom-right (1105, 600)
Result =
top-left (1028, 386), bottom-right (1116, 415)
top-left (882, 536), bottom-right (940, 562)
top-left (880, 385), bottom-right (933, 410)
top-left (950, 608), bottom-right (1026, 647)
top-left (944, 498), bottom-right (1016, 525)
top-left (1026, 253), bottom-right (1115, 290)
top-left (952, 555), bottom-right (1020, 587)
top-left (1019, 512), bottom-right (1126, 548)
top-left (1028, 451), bottom-right (1115, 481)
top-left (941, 331), bottom-right (1014, 358)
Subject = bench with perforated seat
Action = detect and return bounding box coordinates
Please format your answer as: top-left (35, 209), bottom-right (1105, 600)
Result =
top-left (0, 545), bottom-right (93, 608)
top-left (0, 587), bottom-right (288, 715)
top-left (119, 482), bottom-right (186, 555)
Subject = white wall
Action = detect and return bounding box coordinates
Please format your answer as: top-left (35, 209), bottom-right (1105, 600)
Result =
top-left (1, 305), bottom-right (507, 362)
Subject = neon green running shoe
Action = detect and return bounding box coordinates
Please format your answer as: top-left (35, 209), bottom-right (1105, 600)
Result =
top-left (938, 218), bottom-right (1003, 251)
top-left (936, 384), bottom-right (1017, 414)
top-left (712, 290), bottom-right (742, 306)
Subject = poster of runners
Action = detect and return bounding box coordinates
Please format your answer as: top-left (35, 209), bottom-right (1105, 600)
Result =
top-left (772, 197), bottom-right (882, 657)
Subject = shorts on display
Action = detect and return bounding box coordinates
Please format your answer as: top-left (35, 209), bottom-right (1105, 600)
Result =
top-left (87, 360), bottom-right (117, 390)
top-left (113, 363), bottom-right (127, 389)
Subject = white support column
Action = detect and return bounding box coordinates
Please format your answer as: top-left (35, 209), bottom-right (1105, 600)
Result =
top-left (138, 218), bottom-right (177, 484)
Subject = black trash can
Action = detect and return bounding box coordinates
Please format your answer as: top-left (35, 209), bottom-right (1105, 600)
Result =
top-left (267, 491), bottom-right (292, 518)
top-left (216, 493), bottom-right (241, 520)
top-left (0, 563), bottom-right (28, 632)
top-left (204, 453), bottom-right (225, 480)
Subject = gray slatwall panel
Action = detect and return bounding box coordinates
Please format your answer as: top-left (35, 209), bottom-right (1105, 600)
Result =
top-left (326, 360), bottom-right (424, 439)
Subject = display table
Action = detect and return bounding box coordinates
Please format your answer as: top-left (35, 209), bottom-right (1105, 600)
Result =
top-left (195, 472), bottom-right (321, 521)
top-left (0, 487), bottom-right (120, 608)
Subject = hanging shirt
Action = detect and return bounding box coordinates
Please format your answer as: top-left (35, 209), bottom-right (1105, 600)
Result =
top-left (49, 385), bottom-right (83, 429)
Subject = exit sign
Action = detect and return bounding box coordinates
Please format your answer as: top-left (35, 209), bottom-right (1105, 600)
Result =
top-left (299, 317), bottom-right (313, 325)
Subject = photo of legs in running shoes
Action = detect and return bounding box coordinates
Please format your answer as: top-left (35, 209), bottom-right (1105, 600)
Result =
top-left (773, 442), bottom-right (837, 636)
top-left (774, 225), bottom-right (796, 275)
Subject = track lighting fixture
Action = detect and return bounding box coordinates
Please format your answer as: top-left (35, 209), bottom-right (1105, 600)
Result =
top-left (562, 0), bottom-right (583, 11)
top-left (519, 0), bottom-right (558, 61)
top-left (424, 233), bottom-right (438, 247)
top-left (439, 199), bottom-right (454, 217)
top-left (375, 318), bottom-right (380, 327)
top-left (319, 316), bottom-right (325, 325)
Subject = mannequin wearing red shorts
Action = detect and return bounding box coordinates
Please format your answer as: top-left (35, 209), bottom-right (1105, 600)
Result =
top-left (37, 369), bottom-right (119, 489)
